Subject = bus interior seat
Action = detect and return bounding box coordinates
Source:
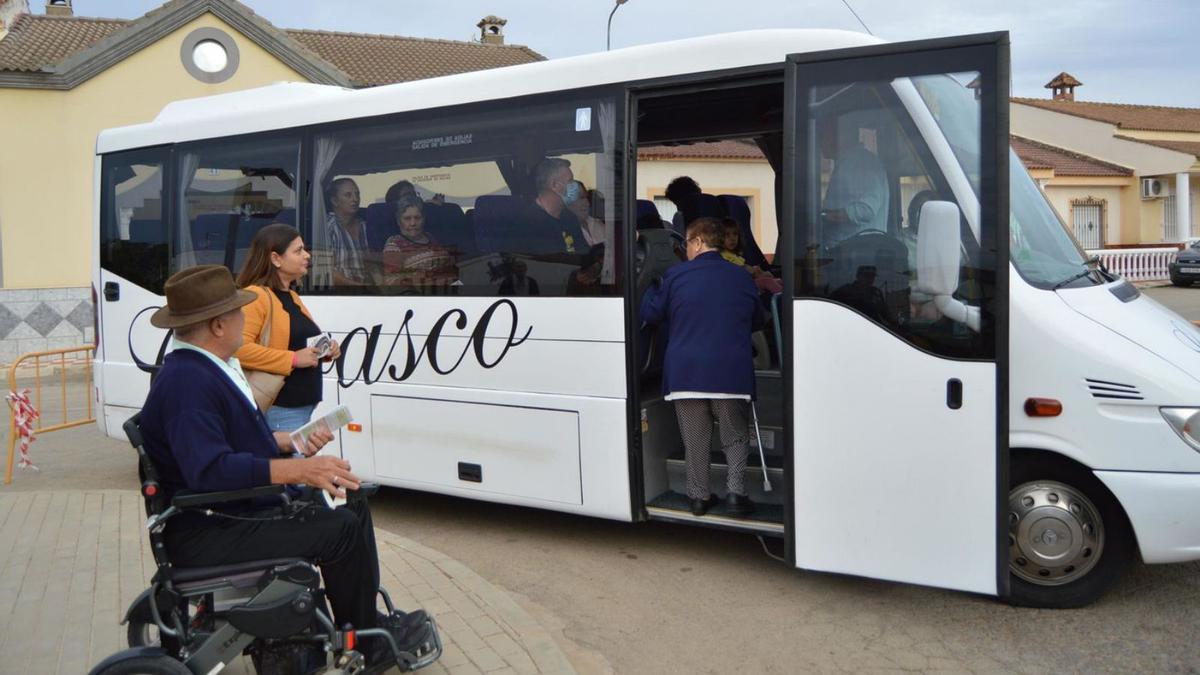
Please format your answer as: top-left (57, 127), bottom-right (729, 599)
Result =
top-left (718, 194), bottom-right (769, 269)
top-left (192, 213), bottom-right (236, 251)
top-left (364, 203), bottom-right (393, 251)
top-left (424, 202), bottom-right (478, 257)
top-left (129, 219), bottom-right (164, 245)
top-left (636, 199), bottom-right (665, 229)
top-left (235, 216), bottom-right (271, 249)
top-left (751, 331), bottom-right (770, 370)
top-left (275, 208), bottom-right (297, 226)
top-left (826, 231), bottom-right (910, 325)
top-left (472, 195), bottom-right (523, 253)
top-left (679, 193), bottom-right (725, 227)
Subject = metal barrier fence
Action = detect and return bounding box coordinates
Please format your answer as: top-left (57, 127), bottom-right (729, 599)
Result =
top-left (5, 346), bottom-right (95, 484)
top-left (1086, 247), bottom-right (1178, 282)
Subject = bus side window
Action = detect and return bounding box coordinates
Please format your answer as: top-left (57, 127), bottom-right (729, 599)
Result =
top-left (100, 149), bottom-right (169, 293)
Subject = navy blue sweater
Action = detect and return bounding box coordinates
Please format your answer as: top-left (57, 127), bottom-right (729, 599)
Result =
top-left (639, 251), bottom-right (765, 398)
top-left (140, 349), bottom-right (279, 524)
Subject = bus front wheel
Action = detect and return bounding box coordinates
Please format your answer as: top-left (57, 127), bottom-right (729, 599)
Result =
top-left (1007, 454), bottom-right (1134, 608)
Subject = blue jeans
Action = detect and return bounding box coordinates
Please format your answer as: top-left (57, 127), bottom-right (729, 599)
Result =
top-left (264, 403), bottom-right (317, 433)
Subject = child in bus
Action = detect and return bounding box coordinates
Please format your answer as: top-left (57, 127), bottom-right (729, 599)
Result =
top-left (720, 218), bottom-right (783, 295)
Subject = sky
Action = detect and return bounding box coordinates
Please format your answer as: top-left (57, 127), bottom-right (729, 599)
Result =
top-left (41, 0), bottom-right (1200, 107)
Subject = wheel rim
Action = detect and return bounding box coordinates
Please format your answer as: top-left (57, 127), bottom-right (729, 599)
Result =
top-left (1008, 480), bottom-right (1104, 586)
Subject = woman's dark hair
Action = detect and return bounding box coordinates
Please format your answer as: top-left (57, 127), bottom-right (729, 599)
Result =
top-left (237, 223), bottom-right (302, 290)
top-left (385, 180), bottom-right (416, 205)
top-left (685, 216), bottom-right (724, 250)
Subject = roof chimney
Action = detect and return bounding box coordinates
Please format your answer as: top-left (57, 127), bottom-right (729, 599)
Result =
top-left (0, 0), bottom-right (30, 38)
top-left (44, 0), bottom-right (70, 16)
top-left (1045, 72), bottom-right (1082, 102)
top-left (477, 15), bottom-right (506, 45)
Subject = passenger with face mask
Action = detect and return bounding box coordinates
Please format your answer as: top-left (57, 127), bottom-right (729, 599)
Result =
top-left (517, 157), bottom-right (588, 255)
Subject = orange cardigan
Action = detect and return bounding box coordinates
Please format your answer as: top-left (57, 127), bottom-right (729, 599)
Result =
top-left (236, 285), bottom-right (318, 376)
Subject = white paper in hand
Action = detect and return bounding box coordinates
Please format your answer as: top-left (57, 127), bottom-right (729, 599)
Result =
top-left (289, 405), bottom-right (353, 455)
top-left (307, 332), bottom-right (333, 359)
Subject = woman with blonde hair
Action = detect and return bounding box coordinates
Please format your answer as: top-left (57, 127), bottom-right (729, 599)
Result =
top-left (236, 223), bottom-right (340, 433)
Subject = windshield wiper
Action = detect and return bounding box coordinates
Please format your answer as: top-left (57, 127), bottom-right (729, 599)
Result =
top-left (1053, 256), bottom-right (1104, 291)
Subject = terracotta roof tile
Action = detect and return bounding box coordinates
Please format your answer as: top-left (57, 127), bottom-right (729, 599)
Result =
top-left (284, 29), bottom-right (542, 87)
top-left (0, 12), bottom-right (543, 85)
top-left (0, 13), bottom-right (128, 72)
top-left (1011, 135), bottom-right (1132, 177)
top-left (1013, 97), bottom-right (1200, 133)
top-left (1113, 135), bottom-right (1200, 160)
top-left (638, 140), bottom-right (765, 161)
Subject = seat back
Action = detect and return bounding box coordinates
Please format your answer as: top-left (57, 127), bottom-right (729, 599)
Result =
top-left (424, 202), bottom-right (477, 257)
top-left (636, 199), bottom-right (665, 230)
top-left (473, 195), bottom-right (523, 252)
top-left (192, 213), bottom-right (237, 251)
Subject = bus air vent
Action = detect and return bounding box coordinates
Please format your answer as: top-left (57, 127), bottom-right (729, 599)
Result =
top-left (1085, 378), bottom-right (1143, 400)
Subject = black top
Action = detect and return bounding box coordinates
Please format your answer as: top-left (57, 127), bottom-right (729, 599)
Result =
top-left (515, 201), bottom-right (587, 255)
top-left (272, 289), bottom-right (322, 408)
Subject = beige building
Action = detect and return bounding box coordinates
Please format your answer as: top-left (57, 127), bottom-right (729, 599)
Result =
top-left (0, 0), bottom-right (541, 362)
top-left (1012, 73), bottom-right (1200, 249)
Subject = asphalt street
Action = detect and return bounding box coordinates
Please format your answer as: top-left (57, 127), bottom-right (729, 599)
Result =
top-left (6, 283), bottom-right (1199, 673)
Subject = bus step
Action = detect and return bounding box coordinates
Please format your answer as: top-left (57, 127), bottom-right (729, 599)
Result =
top-left (646, 490), bottom-right (785, 536)
top-left (664, 459), bottom-right (784, 505)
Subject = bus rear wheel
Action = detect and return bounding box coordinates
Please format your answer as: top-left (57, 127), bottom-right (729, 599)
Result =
top-left (1007, 455), bottom-right (1133, 608)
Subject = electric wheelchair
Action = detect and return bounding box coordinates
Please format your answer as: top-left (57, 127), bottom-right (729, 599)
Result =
top-left (88, 414), bottom-right (442, 675)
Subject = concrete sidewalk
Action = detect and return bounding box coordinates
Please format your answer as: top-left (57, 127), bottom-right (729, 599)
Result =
top-left (0, 489), bottom-right (575, 675)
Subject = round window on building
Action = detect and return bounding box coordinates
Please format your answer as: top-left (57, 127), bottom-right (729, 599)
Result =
top-left (180, 28), bottom-right (240, 83)
top-left (191, 40), bottom-right (229, 74)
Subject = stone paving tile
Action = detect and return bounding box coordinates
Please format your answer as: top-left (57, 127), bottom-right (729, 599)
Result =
top-left (0, 490), bottom-right (576, 674)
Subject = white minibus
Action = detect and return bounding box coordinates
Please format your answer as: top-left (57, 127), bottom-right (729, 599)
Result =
top-left (93, 30), bottom-right (1200, 608)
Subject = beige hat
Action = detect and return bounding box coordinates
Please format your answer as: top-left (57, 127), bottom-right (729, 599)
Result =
top-left (150, 265), bottom-right (256, 329)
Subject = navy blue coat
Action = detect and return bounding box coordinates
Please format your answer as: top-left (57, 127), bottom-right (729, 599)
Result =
top-left (140, 349), bottom-right (282, 526)
top-left (639, 251), bottom-right (765, 398)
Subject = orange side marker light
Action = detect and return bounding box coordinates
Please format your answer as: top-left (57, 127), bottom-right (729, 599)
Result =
top-left (1024, 398), bottom-right (1063, 417)
top-left (347, 423), bottom-right (362, 433)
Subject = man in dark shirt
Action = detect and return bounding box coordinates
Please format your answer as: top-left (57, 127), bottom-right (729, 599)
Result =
top-left (517, 157), bottom-right (587, 255)
top-left (139, 265), bottom-right (429, 668)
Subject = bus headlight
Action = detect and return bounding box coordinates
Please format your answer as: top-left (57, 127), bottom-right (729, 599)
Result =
top-left (1160, 407), bottom-right (1200, 452)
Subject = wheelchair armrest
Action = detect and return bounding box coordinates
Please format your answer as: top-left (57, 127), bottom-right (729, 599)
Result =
top-left (172, 484), bottom-right (286, 509)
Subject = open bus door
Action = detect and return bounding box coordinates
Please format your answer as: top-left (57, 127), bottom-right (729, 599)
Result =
top-left (782, 34), bottom-right (1010, 595)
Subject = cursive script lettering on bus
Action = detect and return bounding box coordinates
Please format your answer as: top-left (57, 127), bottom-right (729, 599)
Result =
top-left (336, 299), bottom-right (531, 388)
top-left (128, 306), bottom-right (173, 376)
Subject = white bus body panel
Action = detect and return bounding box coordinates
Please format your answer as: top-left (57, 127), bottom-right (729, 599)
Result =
top-left (792, 300), bottom-right (997, 595)
top-left (1094, 470), bottom-right (1200, 564)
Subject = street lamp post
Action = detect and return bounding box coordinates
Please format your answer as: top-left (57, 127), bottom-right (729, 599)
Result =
top-left (606, 0), bottom-right (629, 51)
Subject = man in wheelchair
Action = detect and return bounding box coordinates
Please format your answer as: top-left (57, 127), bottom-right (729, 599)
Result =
top-left (91, 265), bottom-right (440, 675)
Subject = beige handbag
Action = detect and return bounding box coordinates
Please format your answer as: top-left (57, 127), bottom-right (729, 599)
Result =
top-left (244, 287), bottom-right (286, 412)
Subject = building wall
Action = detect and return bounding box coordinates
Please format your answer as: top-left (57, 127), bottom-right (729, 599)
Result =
top-left (0, 13), bottom-right (308, 291)
top-left (1012, 104), bottom-right (1195, 176)
top-left (0, 12), bottom-right (308, 364)
top-left (636, 158), bottom-right (778, 254)
top-left (1041, 182), bottom-right (1130, 247)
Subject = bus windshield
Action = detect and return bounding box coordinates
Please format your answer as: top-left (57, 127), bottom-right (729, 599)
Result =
top-left (912, 74), bottom-right (1099, 290)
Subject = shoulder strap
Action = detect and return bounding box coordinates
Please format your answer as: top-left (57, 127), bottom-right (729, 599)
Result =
top-left (258, 286), bottom-right (273, 347)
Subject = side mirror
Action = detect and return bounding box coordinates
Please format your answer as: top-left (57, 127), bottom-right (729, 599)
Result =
top-left (915, 201), bottom-right (980, 332)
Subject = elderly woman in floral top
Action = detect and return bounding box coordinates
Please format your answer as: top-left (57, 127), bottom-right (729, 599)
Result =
top-left (382, 195), bottom-right (458, 289)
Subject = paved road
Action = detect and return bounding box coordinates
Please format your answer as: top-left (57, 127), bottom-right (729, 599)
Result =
top-left (6, 285), bottom-right (1200, 673)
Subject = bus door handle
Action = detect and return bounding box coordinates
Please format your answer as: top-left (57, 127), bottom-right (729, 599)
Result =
top-left (946, 378), bottom-right (962, 410)
top-left (103, 281), bottom-right (120, 301)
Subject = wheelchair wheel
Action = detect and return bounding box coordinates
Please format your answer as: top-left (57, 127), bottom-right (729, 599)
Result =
top-left (87, 650), bottom-right (190, 675)
top-left (126, 620), bottom-right (159, 648)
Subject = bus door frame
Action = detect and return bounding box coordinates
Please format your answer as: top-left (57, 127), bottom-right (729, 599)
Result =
top-left (780, 33), bottom-right (1011, 594)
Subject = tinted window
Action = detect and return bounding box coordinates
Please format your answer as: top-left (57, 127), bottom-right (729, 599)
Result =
top-left (793, 74), bottom-right (995, 359)
top-left (175, 136), bottom-right (300, 277)
top-left (307, 92), bottom-right (622, 297)
top-left (100, 148), bottom-right (169, 293)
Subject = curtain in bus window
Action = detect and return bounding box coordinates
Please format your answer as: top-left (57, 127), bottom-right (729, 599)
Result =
top-left (176, 151), bottom-right (200, 269)
top-left (311, 135), bottom-right (343, 288)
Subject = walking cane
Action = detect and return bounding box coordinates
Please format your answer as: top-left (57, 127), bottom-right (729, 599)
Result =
top-left (750, 401), bottom-right (772, 492)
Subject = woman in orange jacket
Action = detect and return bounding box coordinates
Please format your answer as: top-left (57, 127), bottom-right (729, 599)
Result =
top-left (236, 223), bottom-right (340, 432)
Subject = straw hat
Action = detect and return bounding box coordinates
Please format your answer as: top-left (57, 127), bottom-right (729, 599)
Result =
top-left (150, 265), bottom-right (256, 329)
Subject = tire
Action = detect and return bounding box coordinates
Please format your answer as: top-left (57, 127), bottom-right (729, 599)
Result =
top-left (87, 651), bottom-right (191, 675)
top-left (1007, 453), bottom-right (1134, 608)
top-left (1171, 278), bottom-right (1191, 287)
top-left (126, 620), bottom-right (159, 648)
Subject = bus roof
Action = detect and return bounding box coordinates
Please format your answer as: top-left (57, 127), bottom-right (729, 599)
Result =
top-left (96, 29), bottom-right (882, 154)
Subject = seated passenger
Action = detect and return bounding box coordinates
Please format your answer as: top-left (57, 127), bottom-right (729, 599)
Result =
top-left (496, 258), bottom-right (540, 296)
top-left (565, 181), bottom-right (607, 247)
top-left (819, 119), bottom-right (888, 244)
top-left (382, 195), bottom-right (458, 289)
top-left (566, 244), bottom-right (606, 296)
top-left (517, 158), bottom-right (587, 255)
top-left (720, 218), bottom-right (783, 295)
top-left (385, 179), bottom-right (445, 207)
top-left (139, 264), bottom-right (430, 667)
top-left (324, 178), bottom-right (372, 286)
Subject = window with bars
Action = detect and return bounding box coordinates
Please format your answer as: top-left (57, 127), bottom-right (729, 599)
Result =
top-left (1070, 197), bottom-right (1105, 249)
